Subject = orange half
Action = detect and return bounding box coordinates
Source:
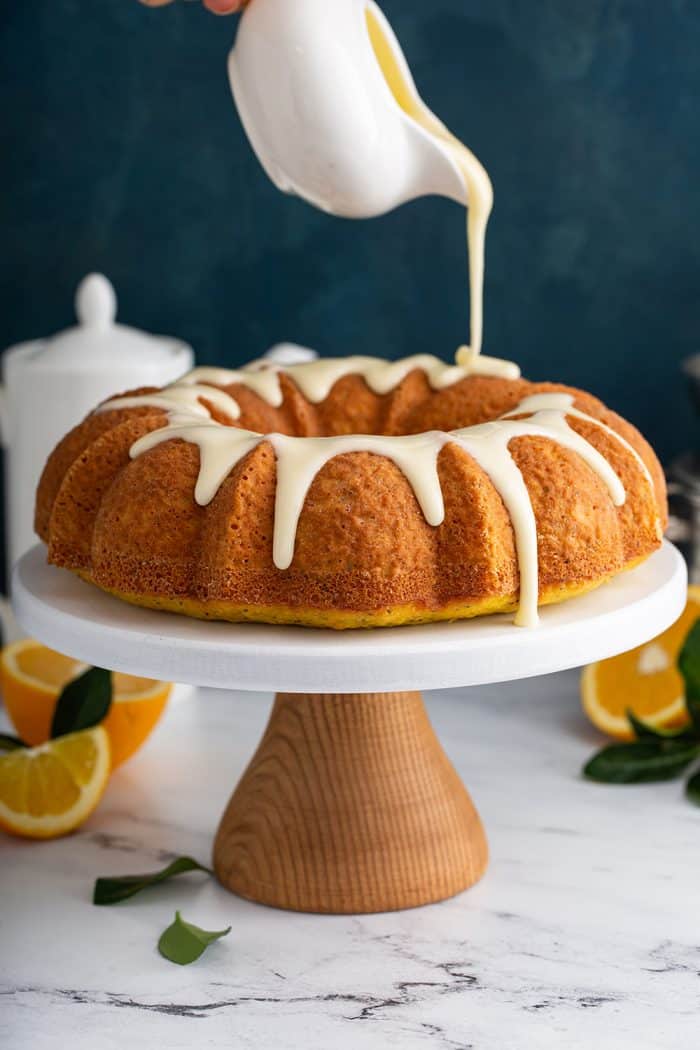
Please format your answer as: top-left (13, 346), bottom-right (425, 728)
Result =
top-left (0, 640), bottom-right (171, 768)
top-left (581, 585), bottom-right (700, 740)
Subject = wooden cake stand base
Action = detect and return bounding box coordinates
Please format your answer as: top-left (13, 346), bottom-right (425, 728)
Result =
top-left (13, 543), bottom-right (686, 914)
top-left (213, 690), bottom-right (487, 913)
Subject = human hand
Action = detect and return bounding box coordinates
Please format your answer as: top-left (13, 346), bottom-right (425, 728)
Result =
top-left (139, 0), bottom-right (245, 14)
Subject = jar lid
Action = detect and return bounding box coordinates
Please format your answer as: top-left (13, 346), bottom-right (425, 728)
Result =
top-left (30, 274), bottom-right (189, 371)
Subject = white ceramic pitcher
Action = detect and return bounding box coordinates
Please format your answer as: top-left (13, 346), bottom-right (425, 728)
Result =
top-left (0, 274), bottom-right (193, 580)
top-left (229, 0), bottom-right (469, 217)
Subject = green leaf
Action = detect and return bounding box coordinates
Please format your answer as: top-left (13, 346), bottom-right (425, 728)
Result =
top-left (626, 709), bottom-right (694, 742)
top-left (583, 738), bottom-right (700, 784)
top-left (157, 911), bottom-right (231, 966)
top-left (51, 667), bottom-right (112, 739)
top-left (678, 618), bottom-right (700, 728)
top-left (93, 856), bottom-right (213, 905)
top-left (686, 769), bottom-right (700, 806)
top-left (626, 710), bottom-right (664, 739)
top-left (0, 732), bottom-right (26, 752)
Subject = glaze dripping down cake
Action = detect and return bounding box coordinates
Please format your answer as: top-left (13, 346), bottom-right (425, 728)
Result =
top-left (35, 354), bottom-right (667, 629)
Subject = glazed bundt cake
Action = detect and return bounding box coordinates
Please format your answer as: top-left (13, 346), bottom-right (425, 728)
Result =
top-left (35, 353), bottom-right (666, 629)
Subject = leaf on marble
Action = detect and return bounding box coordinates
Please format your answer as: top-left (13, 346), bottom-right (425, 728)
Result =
top-left (584, 738), bottom-right (700, 784)
top-left (685, 769), bottom-right (700, 806)
top-left (157, 910), bottom-right (231, 966)
top-left (51, 666), bottom-right (112, 739)
top-left (0, 732), bottom-right (26, 751)
top-left (93, 855), bottom-right (213, 905)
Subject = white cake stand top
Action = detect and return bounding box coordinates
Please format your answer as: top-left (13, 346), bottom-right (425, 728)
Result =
top-left (13, 543), bottom-right (686, 694)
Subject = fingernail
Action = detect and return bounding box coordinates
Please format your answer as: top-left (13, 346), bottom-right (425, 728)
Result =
top-left (204, 0), bottom-right (241, 13)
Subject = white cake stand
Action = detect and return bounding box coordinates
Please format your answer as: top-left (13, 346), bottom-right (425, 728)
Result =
top-left (13, 542), bottom-right (686, 914)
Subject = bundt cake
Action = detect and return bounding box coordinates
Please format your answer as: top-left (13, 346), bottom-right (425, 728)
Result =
top-left (35, 352), bottom-right (666, 629)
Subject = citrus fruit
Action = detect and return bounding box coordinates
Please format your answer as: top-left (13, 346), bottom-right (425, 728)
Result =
top-left (0, 727), bottom-right (110, 839)
top-left (0, 640), bottom-right (171, 768)
top-left (581, 585), bottom-right (700, 740)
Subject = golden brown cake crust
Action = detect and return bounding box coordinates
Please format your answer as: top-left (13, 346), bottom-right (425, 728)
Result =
top-left (35, 370), bottom-right (667, 629)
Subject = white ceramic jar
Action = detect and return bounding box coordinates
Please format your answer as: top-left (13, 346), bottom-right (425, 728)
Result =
top-left (1, 274), bottom-right (193, 577)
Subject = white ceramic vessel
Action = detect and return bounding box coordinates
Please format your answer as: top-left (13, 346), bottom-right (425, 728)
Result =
top-left (0, 274), bottom-right (193, 578)
top-left (263, 342), bottom-right (318, 365)
top-left (229, 0), bottom-right (469, 217)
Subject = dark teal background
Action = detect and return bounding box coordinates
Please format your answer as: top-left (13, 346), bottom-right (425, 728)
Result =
top-left (3, 0), bottom-right (700, 462)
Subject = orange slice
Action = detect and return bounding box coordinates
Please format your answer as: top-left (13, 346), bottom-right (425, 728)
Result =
top-left (581, 585), bottom-right (700, 740)
top-left (0, 727), bottom-right (110, 839)
top-left (0, 640), bottom-right (171, 768)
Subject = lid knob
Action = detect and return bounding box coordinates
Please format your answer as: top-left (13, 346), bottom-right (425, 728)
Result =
top-left (75, 273), bottom-right (117, 330)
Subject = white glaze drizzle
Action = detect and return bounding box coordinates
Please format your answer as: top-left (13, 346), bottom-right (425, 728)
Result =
top-left (100, 383), bottom-right (242, 422)
top-left (115, 380), bottom-right (651, 627)
top-left (505, 393), bottom-right (656, 492)
top-left (427, 133), bottom-right (492, 359)
top-left (184, 352), bottom-right (520, 401)
top-left (100, 352), bottom-right (520, 422)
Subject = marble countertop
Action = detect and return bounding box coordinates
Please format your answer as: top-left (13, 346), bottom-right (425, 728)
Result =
top-left (2, 670), bottom-right (698, 1050)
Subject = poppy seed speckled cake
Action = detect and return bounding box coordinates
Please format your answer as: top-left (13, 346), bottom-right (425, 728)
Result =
top-left (35, 352), bottom-right (666, 630)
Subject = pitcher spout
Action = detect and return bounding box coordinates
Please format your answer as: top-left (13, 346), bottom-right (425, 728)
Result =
top-left (397, 118), bottom-right (469, 209)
